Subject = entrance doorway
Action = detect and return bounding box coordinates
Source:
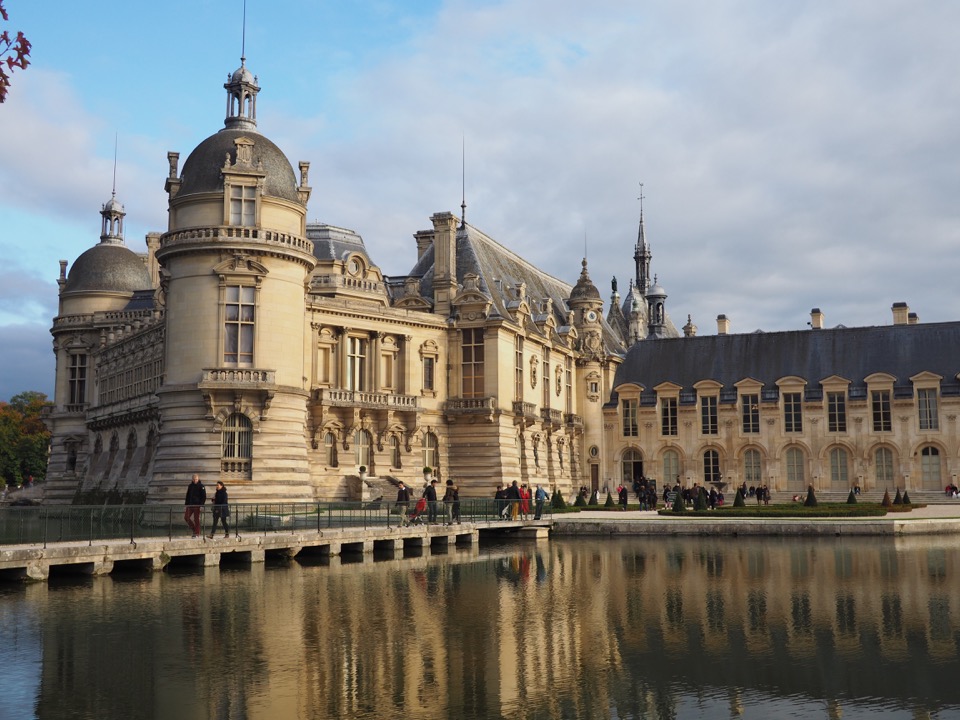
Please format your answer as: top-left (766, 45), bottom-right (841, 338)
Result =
top-left (590, 464), bottom-right (599, 494)
top-left (621, 449), bottom-right (643, 486)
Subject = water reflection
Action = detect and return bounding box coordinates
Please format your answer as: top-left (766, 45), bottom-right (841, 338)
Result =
top-left (0, 536), bottom-right (957, 719)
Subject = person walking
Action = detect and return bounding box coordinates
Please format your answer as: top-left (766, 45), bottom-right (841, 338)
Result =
top-left (442, 480), bottom-right (456, 525)
top-left (495, 484), bottom-right (508, 519)
top-left (425, 479), bottom-right (439, 523)
top-left (208, 481), bottom-right (230, 538)
top-left (395, 481), bottom-right (411, 514)
top-left (618, 483), bottom-right (629, 511)
top-left (184, 474), bottom-right (206, 537)
top-left (507, 480), bottom-right (521, 520)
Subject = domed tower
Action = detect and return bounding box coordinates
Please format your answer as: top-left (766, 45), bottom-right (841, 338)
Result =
top-left (150, 57), bottom-right (316, 502)
top-left (45, 193), bottom-right (154, 501)
top-left (646, 275), bottom-right (668, 339)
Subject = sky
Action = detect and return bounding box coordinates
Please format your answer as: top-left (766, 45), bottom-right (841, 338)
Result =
top-left (1, 0), bottom-right (959, 402)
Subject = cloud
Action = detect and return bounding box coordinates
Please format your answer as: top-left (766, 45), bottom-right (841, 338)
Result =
top-left (0, 323), bottom-right (54, 401)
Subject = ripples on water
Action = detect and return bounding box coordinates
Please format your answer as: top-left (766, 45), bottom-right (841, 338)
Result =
top-left (0, 536), bottom-right (958, 720)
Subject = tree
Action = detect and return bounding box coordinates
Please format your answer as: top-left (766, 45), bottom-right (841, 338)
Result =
top-left (0, 391), bottom-right (50, 486)
top-left (0, 1), bottom-right (31, 103)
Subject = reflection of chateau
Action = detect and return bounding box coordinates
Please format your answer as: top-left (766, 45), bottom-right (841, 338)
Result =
top-left (26, 539), bottom-right (960, 718)
top-left (42, 55), bottom-right (686, 504)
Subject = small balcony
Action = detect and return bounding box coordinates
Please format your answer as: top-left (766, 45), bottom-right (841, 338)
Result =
top-left (565, 413), bottom-right (584, 429)
top-left (513, 401), bottom-right (538, 426)
top-left (444, 397), bottom-right (497, 419)
top-left (541, 407), bottom-right (563, 427)
top-left (200, 368), bottom-right (276, 388)
top-left (316, 388), bottom-right (419, 411)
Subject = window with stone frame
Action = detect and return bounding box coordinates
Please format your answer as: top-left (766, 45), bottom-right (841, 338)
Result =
top-left (827, 392), bottom-right (847, 433)
top-left (224, 285), bottom-right (255, 365)
top-left (703, 449), bottom-right (721, 483)
top-left (346, 337), bottom-right (368, 391)
top-left (661, 397), bottom-right (678, 436)
top-left (514, 336), bottom-right (524, 400)
top-left (324, 432), bottom-right (338, 467)
top-left (462, 328), bottom-right (485, 398)
top-left (390, 435), bottom-right (401, 469)
top-left (69, 353), bottom-right (87, 406)
top-left (701, 395), bottom-right (718, 435)
top-left (829, 447), bottom-right (849, 485)
top-left (918, 388), bottom-right (939, 431)
top-left (783, 392), bottom-right (803, 433)
top-left (354, 429), bottom-right (371, 468)
top-left (921, 445), bottom-right (941, 486)
top-left (662, 450), bottom-right (679, 485)
top-left (622, 399), bottom-right (639, 437)
top-left (229, 184), bottom-right (256, 226)
top-left (423, 432), bottom-right (438, 470)
top-left (741, 394), bottom-right (759, 433)
top-left (786, 447), bottom-right (805, 485)
top-left (422, 356), bottom-right (435, 392)
top-left (222, 412), bottom-right (252, 474)
top-left (871, 390), bottom-right (892, 432)
top-left (743, 449), bottom-right (762, 485)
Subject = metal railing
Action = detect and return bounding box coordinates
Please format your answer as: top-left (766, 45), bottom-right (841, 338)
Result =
top-left (0, 499), bottom-right (552, 548)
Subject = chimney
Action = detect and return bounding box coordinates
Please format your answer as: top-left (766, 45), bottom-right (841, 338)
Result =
top-left (414, 229), bottom-right (433, 260)
top-left (717, 314), bottom-right (730, 335)
top-left (892, 302), bottom-right (909, 325)
top-left (430, 211), bottom-right (459, 318)
top-left (810, 308), bottom-right (824, 330)
top-left (908, 312), bottom-right (919, 325)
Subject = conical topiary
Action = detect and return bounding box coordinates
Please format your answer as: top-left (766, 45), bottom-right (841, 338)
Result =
top-left (672, 490), bottom-right (685, 513)
top-left (846, 489), bottom-right (857, 504)
top-left (574, 493), bottom-right (587, 507)
top-left (604, 491), bottom-right (615, 507)
top-left (893, 488), bottom-right (903, 505)
top-left (588, 490), bottom-right (599, 506)
top-left (551, 488), bottom-right (566, 509)
top-left (733, 488), bottom-right (746, 507)
top-left (694, 487), bottom-right (708, 511)
top-left (902, 490), bottom-right (912, 505)
top-left (803, 484), bottom-right (818, 507)
top-left (881, 489), bottom-right (892, 507)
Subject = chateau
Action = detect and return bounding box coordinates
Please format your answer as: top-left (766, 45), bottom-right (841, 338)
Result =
top-left (43, 56), bottom-right (959, 504)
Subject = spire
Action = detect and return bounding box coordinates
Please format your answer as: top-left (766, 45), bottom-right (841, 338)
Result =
top-left (460, 136), bottom-right (467, 227)
top-left (633, 182), bottom-right (652, 291)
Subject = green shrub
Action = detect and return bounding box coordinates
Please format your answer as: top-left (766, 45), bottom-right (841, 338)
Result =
top-left (881, 489), bottom-right (892, 507)
top-left (846, 489), bottom-right (857, 504)
top-left (693, 487), bottom-right (707, 511)
top-left (902, 490), bottom-right (911, 505)
top-left (588, 491), bottom-right (599, 506)
top-left (672, 490), bottom-right (685, 513)
top-left (803, 485), bottom-right (818, 507)
top-left (574, 493), bottom-right (587, 507)
top-left (733, 488), bottom-right (746, 507)
top-left (604, 492), bottom-right (615, 507)
top-left (551, 488), bottom-right (566, 509)
top-left (893, 488), bottom-right (902, 505)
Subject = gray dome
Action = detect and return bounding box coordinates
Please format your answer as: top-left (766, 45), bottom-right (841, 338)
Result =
top-left (178, 129), bottom-right (299, 203)
top-left (230, 63), bottom-right (255, 85)
top-left (64, 244), bottom-right (151, 294)
top-left (569, 259), bottom-right (601, 303)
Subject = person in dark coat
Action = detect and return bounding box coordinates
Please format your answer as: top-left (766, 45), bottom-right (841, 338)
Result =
top-left (184, 474), bottom-right (206, 537)
top-left (495, 484), bottom-right (508, 519)
top-left (395, 481), bottom-right (411, 514)
top-left (506, 480), bottom-right (521, 520)
top-left (425, 479), bottom-right (439, 522)
top-left (208, 481), bottom-right (230, 538)
top-left (618, 484), bottom-right (629, 510)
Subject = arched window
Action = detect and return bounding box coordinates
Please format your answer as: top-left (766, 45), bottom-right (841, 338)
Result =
top-left (222, 412), bottom-right (252, 474)
top-left (390, 435), bottom-right (401, 469)
top-left (324, 432), bottom-right (338, 468)
top-left (662, 450), bottom-right (679, 486)
top-left (875, 447), bottom-right (893, 486)
top-left (829, 447), bottom-right (849, 487)
top-left (703, 449), bottom-right (720, 483)
top-left (743, 449), bottom-right (761, 485)
top-left (422, 432), bottom-right (438, 471)
top-left (786, 447), bottom-right (805, 488)
top-left (354, 430), bottom-right (372, 469)
top-left (921, 446), bottom-right (941, 488)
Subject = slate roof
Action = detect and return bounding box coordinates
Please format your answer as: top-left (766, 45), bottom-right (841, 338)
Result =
top-left (64, 244), bottom-right (152, 294)
top-left (307, 223), bottom-right (374, 265)
top-left (404, 223), bottom-right (626, 352)
top-left (613, 322), bottom-right (960, 399)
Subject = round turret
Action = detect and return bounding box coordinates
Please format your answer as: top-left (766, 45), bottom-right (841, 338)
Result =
top-left (569, 258), bottom-right (601, 303)
top-left (64, 244), bottom-right (151, 294)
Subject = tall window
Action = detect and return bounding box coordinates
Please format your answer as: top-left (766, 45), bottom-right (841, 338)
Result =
top-left (69, 353), bottom-right (88, 405)
top-left (662, 450), bottom-right (679, 485)
top-left (701, 396), bottom-right (718, 435)
top-left (872, 390), bottom-right (892, 432)
top-left (462, 328), bottom-right (484, 398)
top-left (918, 389), bottom-right (939, 431)
top-left (827, 392), bottom-right (847, 433)
top-left (229, 185), bottom-right (256, 226)
top-left (703, 450), bottom-right (720, 483)
top-left (422, 356), bottom-right (435, 392)
top-left (514, 336), bottom-right (524, 400)
top-left (622, 399), bottom-right (638, 437)
top-left (324, 432), bottom-right (338, 467)
top-left (741, 394), bottom-right (759, 433)
top-left (921, 446), bottom-right (941, 487)
top-left (783, 392), bottom-right (803, 433)
top-left (224, 285), bottom-right (255, 364)
top-left (786, 447), bottom-right (805, 486)
top-left (622, 449), bottom-right (642, 483)
top-left (423, 432), bottom-right (438, 470)
top-left (354, 429), bottom-right (371, 468)
top-left (565, 357), bottom-right (573, 414)
top-left (661, 397), bottom-right (678, 436)
top-left (347, 337), bottom-right (368, 391)
top-left (875, 447), bottom-right (893, 486)
top-left (222, 412), bottom-right (252, 472)
top-left (829, 447), bottom-right (849, 486)
top-left (542, 348), bottom-right (550, 408)
top-left (390, 436), bottom-right (401, 468)
top-left (743, 449), bottom-right (761, 485)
